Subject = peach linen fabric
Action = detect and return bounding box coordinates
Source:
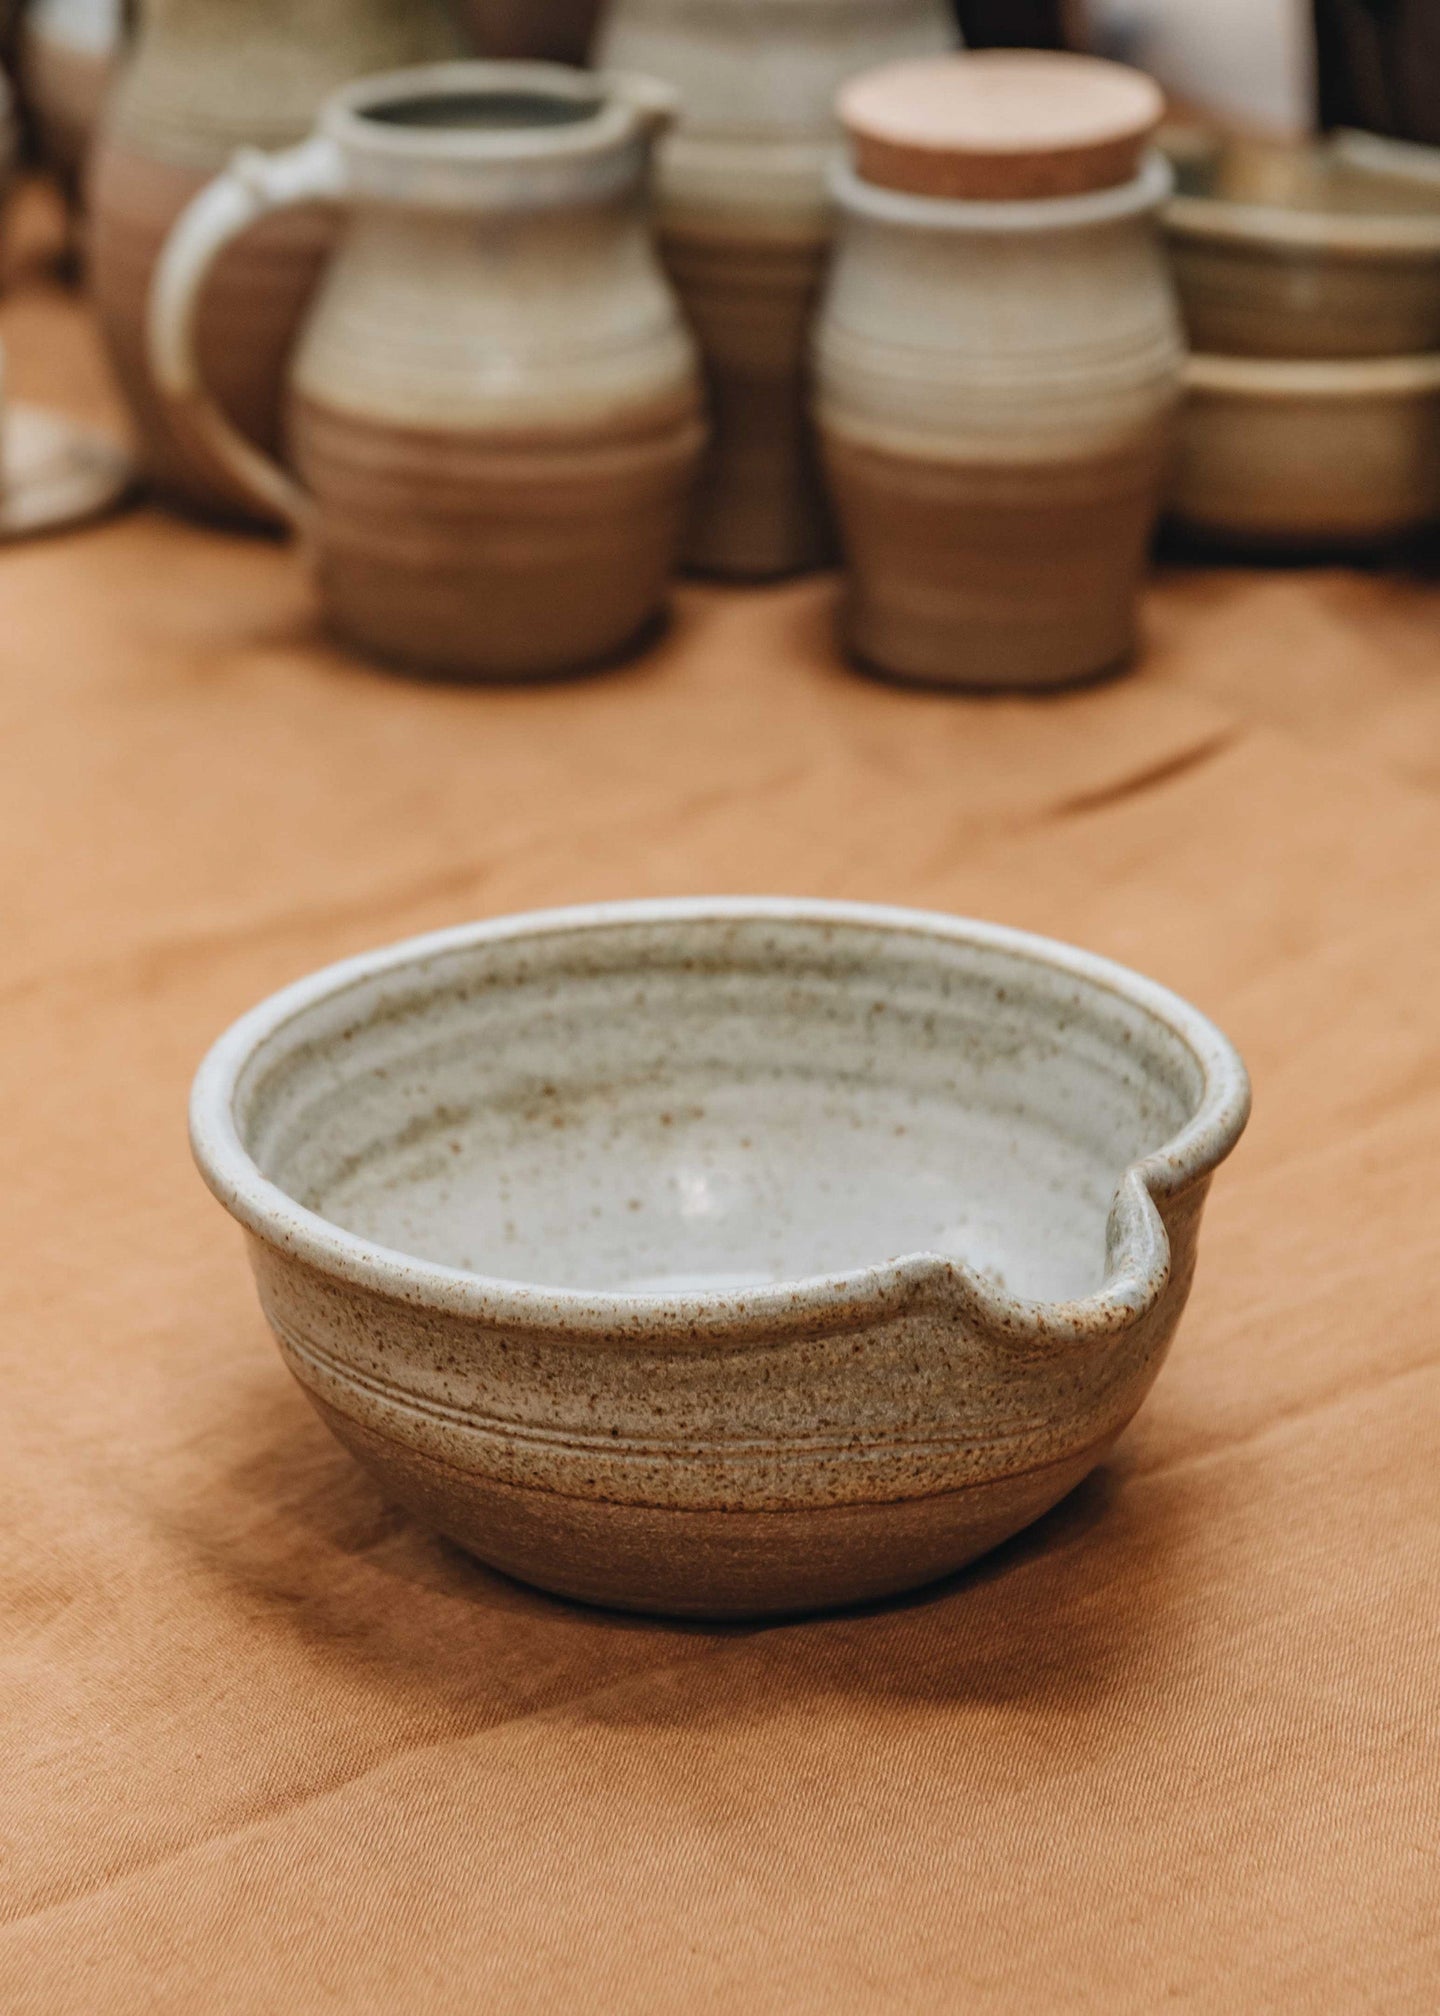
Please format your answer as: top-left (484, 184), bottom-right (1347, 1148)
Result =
top-left (2, 188), bottom-right (1438, 2012)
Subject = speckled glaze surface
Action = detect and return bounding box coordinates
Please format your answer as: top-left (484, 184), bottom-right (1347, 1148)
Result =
top-left (815, 152), bottom-right (1183, 688)
top-left (1166, 136), bottom-right (1440, 362)
top-left (88, 0), bottom-right (460, 521)
top-left (190, 899), bottom-right (1250, 1618)
top-left (149, 63), bottom-right (704, 678)
top-left (596, 0), bottom-right (956, 578)
top-left (1171, 350), bottom-right (1440, 549)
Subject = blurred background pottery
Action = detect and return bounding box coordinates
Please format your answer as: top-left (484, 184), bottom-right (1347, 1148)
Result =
top-left (150, 62), bottom-right (705, 679)
top-left (596, 0), bottom-right (956, 579)
top-left (460, 0), bottom-right (602, 64)
top-left (1166, 134), bottom-right (1440, 359)
top-left (189, 899), bottom-right (1250, 1619)
top-left (1170, 349), bottom-right (1440, 548)
top-left (816, 50), bottom-right (1181, 688)
top-left (0, 67), bottom-right (16, 260)
top-left (18, 0), bottom-right (124, 208)
top-left (0, 332), bottom-right (134, 534)
top-left (88, 0), bottom-right (462, 522)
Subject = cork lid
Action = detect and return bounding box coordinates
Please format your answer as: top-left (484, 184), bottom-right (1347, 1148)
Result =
top-left (838, 51), bottom-right (1166, 203)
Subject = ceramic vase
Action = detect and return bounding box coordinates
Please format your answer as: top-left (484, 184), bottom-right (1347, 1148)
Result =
top-left (596, 0), bottom-right (956, 578)
top-left (88, 0), bottom-right (461, 521)
top-left (149, 63), bottom-right (705, 679)
top-left (817, 158), bottom-right (1182, 685)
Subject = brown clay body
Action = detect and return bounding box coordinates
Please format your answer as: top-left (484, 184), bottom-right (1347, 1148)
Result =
top-left (289, 393), bottom-right (704, 679)
top-left (314, 1394), bottom-right (1118, 1617)
top-left (149, 65), bottom-right (705, 679)
top-left (597, 0), bottom-right (957, 579)
top-left (658, 227), bottom-right (833, 579)
top-left (824, 434), bottom-right (1171, 689)
top-left (88, 0), bottom-right (460, 521)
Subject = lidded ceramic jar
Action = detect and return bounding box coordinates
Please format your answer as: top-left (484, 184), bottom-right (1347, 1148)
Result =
top-left (597, 0), bottom-right (956, 578)
top-left (815, 50), bottom-right (1182, 688)
top-left (89, 0), bottom-right (462, 521)
top-left (149, 63), bottom-right (706, 680)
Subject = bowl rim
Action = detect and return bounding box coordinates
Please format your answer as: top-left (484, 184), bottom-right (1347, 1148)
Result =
top-left (1185, 350), bottom-right (1440, 399)
top-left (190, 898), bottom-right (1251, 1345)
top-left (1165, 189), bottom-right (1440, 257)
top-left (1165, 131), bottom-right (1440, 257)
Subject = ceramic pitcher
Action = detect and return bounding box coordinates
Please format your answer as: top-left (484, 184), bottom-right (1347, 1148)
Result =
top-left (597, 0), bottom-right (956, 579)
top-left (149, 62), bottom-right (705, 680)
top-left (815, 51), bottom-right (1182, 688)
top-left (89, 0), bottom-right (462, 521)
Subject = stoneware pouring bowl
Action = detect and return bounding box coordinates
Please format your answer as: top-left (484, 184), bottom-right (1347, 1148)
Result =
top-left (147, 61), bottom-right (705, 680)
top-left (190, 899), bottom-right (1250, 1618)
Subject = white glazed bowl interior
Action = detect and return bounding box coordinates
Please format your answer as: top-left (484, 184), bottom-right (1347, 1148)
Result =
top-left (196, 902), bottom-right (1243, 1310)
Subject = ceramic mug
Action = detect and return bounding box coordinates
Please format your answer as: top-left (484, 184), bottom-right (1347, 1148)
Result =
top-left (148, 62), bottom-right (706, 679)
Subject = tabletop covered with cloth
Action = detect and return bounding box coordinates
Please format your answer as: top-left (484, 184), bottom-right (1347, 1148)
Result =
top-left (2, 187), bottom-right (1438, 2014)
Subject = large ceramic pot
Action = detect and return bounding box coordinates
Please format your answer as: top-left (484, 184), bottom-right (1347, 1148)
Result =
top-left (597, 0), bottom-right (956, 579)
top-left (18, 0), bottom-right (124, 203)
top-left (816, 52), bottom-right (1181, 689)
top-left (88, 0), bottom-right (461, 521)
top-left (149, 63), bottom-right (705, 679)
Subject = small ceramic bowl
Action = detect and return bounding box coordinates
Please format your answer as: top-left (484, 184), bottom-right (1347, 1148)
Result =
top-left (1171, 350), bottom-right (1440, 549)
top-left (191, 900), bottom-right (1250, 1618)
top-left (1165, 134), bottom-right (1440, 358)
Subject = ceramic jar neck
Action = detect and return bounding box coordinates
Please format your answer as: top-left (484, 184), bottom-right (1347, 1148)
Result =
top-left (830, 149), bottom-right (1174, 237)
top-left (319, 64), bottom-right (675, 216)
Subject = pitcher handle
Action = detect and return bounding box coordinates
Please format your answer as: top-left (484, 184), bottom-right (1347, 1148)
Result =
top-left (148, 134), bottom-right (347, 530)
